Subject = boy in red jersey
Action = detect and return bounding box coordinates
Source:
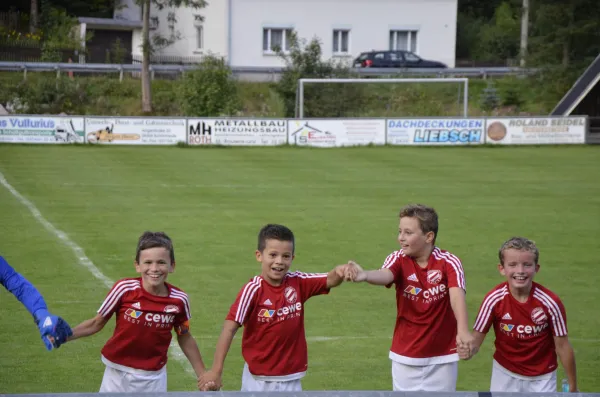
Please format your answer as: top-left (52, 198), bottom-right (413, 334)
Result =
top-left (197, 224), bottom-right (348, 391)
top-left (459, 237), bottom-right (578, 392)
top-left (66, 232), bottom-right (214, 392)
top-left (345, 204), bottom-right (473, 391)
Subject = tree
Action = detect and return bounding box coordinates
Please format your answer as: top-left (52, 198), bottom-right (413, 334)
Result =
top-left (30, 0), bottom-right (38, 33)
top-left (137, 0), bottom-right (207, 113)
top-left (528, 0), bottom-right (600, 68)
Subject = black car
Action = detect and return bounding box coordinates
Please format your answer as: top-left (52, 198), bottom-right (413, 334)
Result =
top-left (353, 50), bottom-right (447, 68)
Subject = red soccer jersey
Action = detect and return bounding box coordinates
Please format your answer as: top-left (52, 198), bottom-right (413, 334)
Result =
top-left (226, 271), bottom-right (329, 380)
top-left (97, 278), bottom-right (191, 372)
top-left (473, 282), bottom-right (567, 377)
top-left (382, 247), bottom-right (466, 365)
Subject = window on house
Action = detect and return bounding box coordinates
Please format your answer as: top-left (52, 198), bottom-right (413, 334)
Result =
top-left (195, 25), bottom-right (204, 50)
top-left (263, 28), bottom-right (293, 53)
top-left (389, 30), bottom-right (418, 52)
top-left (193, 14), bottom-right (204, 51)
top-left (333, 29), bottom-right (350, 54)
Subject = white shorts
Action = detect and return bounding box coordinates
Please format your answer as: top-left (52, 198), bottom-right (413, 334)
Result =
top-left (241, 363), bottom-right (302, 392)
top-left (391, 360), bottom-right (458, 391)
top-left (491, 360), bottom-right (556, 392)
top-left (99, 365), bottom-right (167, 393)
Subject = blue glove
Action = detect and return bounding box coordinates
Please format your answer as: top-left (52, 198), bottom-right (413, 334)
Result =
top-left (34, 309), bottom-right (73, 350)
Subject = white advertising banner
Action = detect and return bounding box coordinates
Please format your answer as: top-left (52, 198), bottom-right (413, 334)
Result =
top-left (0, 116), bottom-right (85, 143)
top-left (85, 117), bottom-right (186, 145)
top-left (187, 119), bottom-right (287, 146)
top-left (386, 119), bottom-right (485, 145)
top-left (288, 119), bottom-right (385, 147)
top-left (485, 117), bottom-right (586, 144)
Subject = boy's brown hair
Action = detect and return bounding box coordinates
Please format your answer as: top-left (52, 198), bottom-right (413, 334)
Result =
top-left (135, 231), bottom-right (175, 263)
top-left (498, 237), bottom-right (539, 265)
top-left (258, 224), bottom-right (295, 253)
top-left (399, 204), bottom-right (439, 244)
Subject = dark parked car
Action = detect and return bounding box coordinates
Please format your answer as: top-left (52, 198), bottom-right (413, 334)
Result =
top-left (353, 51), bottom-right (448, 68)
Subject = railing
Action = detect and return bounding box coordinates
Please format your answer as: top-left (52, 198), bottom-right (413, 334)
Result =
top-left (0, 61), bottom-right (538, 82)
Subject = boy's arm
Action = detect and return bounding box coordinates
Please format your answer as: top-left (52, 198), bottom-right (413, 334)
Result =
top-left (68, 313), bottom-right (110, 341)
top-left (0, 256), bottom-right (48, 318)
top-left (177, 332), bottom-right (207, 379)
top-left (347, 261), bottom-right (394, 285)
top-left (326, 265), bottom-right (346, 288)
top-left (555, 335), bottom-right (578, 392)
top-left (458, 331), bottom-right (485, 360)
top-left (470, 331), bottom-right (486, 356)
top-left (198, 320), bottom-right (240, 389)
top-left (449, 287), bottom-right (474, 349)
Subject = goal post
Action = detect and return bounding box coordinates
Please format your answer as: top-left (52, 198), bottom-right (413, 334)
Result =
top-left (296, 77), bottom-right (469, 118)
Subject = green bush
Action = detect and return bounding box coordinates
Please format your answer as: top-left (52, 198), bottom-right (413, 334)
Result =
top-left (178, 55), bottom-right (240, 116)
top-left (12, 76), bottom-right (86, 114)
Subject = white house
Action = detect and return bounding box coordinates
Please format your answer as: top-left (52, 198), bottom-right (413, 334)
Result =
top-left (84, 0), bottom-right (457, 68)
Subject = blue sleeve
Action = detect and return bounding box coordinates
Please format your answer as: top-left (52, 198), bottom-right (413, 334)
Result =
top-left (0, 256), bottom-right (48, 318)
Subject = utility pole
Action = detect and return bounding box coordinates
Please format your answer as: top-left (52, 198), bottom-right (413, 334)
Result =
top-left (520, 0), bottom-right (529, 67)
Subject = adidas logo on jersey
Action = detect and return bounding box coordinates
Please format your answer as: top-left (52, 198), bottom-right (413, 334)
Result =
top-left (132, 302), bottom-right (141, 309)
top-left (407, 273), bottom-right (418, 282)
top-left (263, 299), bottom-right (273, 306)
top-left (502, 313), bottom-right (512, 320)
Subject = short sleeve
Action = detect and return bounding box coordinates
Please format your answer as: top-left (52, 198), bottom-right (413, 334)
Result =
top-left (97, 279), bottom-right (139, 318)
top-left (538, 291), bottom-right (568, 337)
top-left (472, 294), bottom-right (497, 334)
top-left (293, 272), bottom-right (329, 302)
top-left (225, 278), bottom-right (261, 325)
top-left (172, 292), bottom-right (191, 335)
top-left (443, 253), bottom-right (466, 290)
top-left (381, 251), bottom-right (403, 289)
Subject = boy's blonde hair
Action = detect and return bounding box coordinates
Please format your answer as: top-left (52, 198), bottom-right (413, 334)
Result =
top-left (499, 236), bottom-right (539, 265)
top-left (399, 204), bottom-right (438, 244)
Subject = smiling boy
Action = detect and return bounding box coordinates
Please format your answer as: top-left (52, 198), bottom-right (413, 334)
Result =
top-left (66, 231), bottom-right (213, 392)
top-left (198, 224), bottom-right (348, 391)
top-left (344, 204), bottom-right (472, 392)
top-left (460, 237), bottom-right (578, 393)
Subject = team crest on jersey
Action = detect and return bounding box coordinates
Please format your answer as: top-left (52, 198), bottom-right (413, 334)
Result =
top-left (427, 270), bottom-right (442, 284)
top-left (284, 286), bottom-right (298, 303)
top-left (530, 307), bottom-right (547, 325)
top-left (164, 305), bottom-right (180, 314)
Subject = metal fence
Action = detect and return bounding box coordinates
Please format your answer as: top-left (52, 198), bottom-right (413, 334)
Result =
top-left (0, 61), bottom-right (538, 83)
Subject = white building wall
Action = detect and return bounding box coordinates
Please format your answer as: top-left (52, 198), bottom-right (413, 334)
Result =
top-left (114, 0), bottom-right (141, 21)
top-left (116, 0), bottom-right (228, 58)
top-left (229, 0), bottom-right (457, 68)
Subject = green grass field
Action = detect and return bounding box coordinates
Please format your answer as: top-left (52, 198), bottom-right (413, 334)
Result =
top-left (0, 144), bottom-right (599, 393)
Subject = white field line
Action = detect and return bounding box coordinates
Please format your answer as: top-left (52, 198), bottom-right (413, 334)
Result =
top-left (0, 171), bottom-right (195, 375)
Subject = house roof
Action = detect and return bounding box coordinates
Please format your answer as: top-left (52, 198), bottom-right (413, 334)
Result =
top-left (551, 53), bottom-right (600, 116)
top-left (78, 17), bottom-right (143, 30)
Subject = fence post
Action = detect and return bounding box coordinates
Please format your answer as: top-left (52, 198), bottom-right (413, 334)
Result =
top-left (56, 66), bottom-right (60, 79)
top-left (119, 66), bottom-right (124, 82)
top-left (23, 65), bottom-right (27, 80)
top-left (68, 58), bottom-right (74, 80)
